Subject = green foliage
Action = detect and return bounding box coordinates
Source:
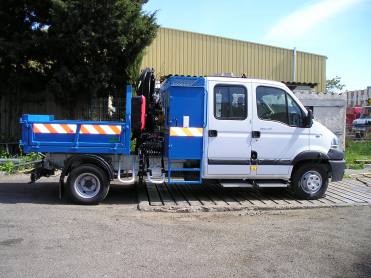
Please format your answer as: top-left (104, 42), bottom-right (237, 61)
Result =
top-left (0, 150), bottom-right (11, 159)
top-left (0, 1), bottom-right (52, 98)
top-left (130, 138), bottom-right (137, 153)
top-left (0, 161), bottom-right (15, 174)
top-left (326, 76), bottom-right (345, 93)
top-left (0, 0), bottom-right (158, 107)
top-left (23, 152), bottom-right (43, 162)
top-left (346, 163), bottom-right (364, 170)
top-left (0, 152), bottom-right (43, 174)
top-left (345, 140), bottom-right (371, 169)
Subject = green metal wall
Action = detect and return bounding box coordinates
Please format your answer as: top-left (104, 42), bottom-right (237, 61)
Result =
top-left (141, 28), bottom-right (327, 92)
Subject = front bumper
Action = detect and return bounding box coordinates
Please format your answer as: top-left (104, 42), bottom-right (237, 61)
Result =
top-left (353, 127), bottom-right (366, 132)
top-left (329, 159), bottom-right (346, 182)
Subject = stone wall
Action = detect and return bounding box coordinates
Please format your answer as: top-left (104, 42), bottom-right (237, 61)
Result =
top-left (294, 91), bottom-right (347, 149)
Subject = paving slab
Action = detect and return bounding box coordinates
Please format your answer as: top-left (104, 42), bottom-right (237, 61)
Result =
top-left (138, 179), bottom-right (371, 212)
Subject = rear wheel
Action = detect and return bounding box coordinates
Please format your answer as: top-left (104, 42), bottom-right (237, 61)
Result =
top-left (291, 163), bottom-right (328, 200)
top-left (67, 164), bottom-right (109, 205)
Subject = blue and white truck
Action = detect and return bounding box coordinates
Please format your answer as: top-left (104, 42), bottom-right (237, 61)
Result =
top-left (20, 69), bottom-right (345, 204)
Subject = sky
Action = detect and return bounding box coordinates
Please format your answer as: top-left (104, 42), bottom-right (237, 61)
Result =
top-left (143, 0), bottom-right (371, 91)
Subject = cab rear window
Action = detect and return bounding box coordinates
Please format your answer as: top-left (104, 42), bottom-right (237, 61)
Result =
top-left (214, 85), bottom-right (247, 120)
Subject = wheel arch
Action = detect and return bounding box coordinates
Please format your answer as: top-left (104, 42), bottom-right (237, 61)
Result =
top-left (291, 151), bottom-right (331, 178)
top-left (61, 154), bottom-right (114, 181)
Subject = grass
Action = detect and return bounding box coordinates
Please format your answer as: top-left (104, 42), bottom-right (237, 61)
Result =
top-left (345, 140), bottom-right (371, 169)
top-left (0, 151), bottom-right (43, 174)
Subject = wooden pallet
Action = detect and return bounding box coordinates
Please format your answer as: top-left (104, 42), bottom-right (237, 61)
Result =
top-left (138, 179), bottom-right (371, 212)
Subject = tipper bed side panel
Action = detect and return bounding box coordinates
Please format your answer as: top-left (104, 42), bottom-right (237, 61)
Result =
top-left (19, 86), bottom-right (132, 155)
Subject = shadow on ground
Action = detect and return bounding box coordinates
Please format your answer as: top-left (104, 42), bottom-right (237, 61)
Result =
top-left (0, 178), bottom-right (137, 205)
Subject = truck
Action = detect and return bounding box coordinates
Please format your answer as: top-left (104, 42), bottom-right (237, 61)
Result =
top-left (352, 106), bottom-right (371, 138)
top-left (346, 106), bottom-right (362, 131)
top-left (20, 69), bottom-right (345, 205)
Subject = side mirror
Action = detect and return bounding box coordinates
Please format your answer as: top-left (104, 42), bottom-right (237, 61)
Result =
top-left (304, 109), bottom-right (313, 128)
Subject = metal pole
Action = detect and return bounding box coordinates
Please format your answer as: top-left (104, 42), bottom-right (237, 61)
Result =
top-left (293, 47), bottom-right (297, 82)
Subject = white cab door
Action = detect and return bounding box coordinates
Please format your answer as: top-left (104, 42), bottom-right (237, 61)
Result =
top-left (251, 83), bottom-right (310, 177)
top-left (206, 80), bottom-right (253, 177)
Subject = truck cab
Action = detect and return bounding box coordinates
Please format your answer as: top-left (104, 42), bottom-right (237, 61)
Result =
top-left (161, 76), bottom-right (345, 199)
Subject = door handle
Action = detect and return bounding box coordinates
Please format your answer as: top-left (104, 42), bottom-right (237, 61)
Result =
top-left (208, 130), bottom-right (218, 137)
top-left (252, 131), bottom-right (260, 138)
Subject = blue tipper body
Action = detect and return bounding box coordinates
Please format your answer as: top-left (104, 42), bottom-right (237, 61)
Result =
top-left (161, 76), bottom-right (206, 184)
top-left (20, 86), bottom-right (132, 155)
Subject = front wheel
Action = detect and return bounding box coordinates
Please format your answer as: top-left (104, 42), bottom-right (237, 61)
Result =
top-left (66, 164), bottom-right (109, 205)
top-left (291, 163), bottom-right (328, 200)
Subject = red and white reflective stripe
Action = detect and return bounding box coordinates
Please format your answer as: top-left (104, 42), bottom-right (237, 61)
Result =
top-left (170, 127), bottom-right (203, 137)
top-left (33, 123), bottom-right (77, 134)
top-left (79, 124), bottom-right (121, 135)
top-left (33, 123), bottom-right (122, 135)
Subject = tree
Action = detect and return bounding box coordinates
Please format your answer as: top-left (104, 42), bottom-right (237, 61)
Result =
top-left (0, 1), bottom-right (52, 99)
top-left (0, 0), bottom-right (158, 111)
top-left (326, 76), bottom-right (345, 93)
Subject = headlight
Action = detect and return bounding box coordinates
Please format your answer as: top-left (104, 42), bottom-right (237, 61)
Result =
top-left (331, 136), bottom-right (339, 149)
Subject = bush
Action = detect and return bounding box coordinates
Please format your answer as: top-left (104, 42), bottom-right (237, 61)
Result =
top-left (0, 161), bottom-right (15, 174)
top-left (0, 151), bottom-right (43, 174)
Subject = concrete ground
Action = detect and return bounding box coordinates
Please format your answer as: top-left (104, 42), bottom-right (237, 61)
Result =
top-left (0, 175), bottom-right (370, 278)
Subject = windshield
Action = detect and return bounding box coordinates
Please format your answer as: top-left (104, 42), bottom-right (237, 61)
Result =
top-left (360, 107), bottom-right (371, 118)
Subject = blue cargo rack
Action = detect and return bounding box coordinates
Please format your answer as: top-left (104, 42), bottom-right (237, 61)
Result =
top-left (20, 86), bottom-right (132, 155)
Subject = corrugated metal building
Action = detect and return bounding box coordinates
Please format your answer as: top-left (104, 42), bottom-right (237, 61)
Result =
top-left (141, 27), bottom-right (327, 92)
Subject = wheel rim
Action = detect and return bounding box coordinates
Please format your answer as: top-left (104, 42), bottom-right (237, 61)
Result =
top-left (73, 173), bottom-right (101, 199)
top-left (300, 170), bottom-right (322, 194)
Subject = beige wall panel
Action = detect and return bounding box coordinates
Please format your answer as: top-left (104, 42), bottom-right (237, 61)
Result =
top-left (142, 28), bottom-right (326, 91)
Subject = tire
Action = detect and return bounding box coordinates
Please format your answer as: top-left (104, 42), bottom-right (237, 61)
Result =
top-left (291, 163), bottom-right (328, 200)
top-left (66, 164), bottom-right (109, 205)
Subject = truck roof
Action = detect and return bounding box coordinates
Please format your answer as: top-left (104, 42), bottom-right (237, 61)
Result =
top-left (163, 75), bottom-right (288, 89)
top-left (205, 76), bottom-right (287, 87)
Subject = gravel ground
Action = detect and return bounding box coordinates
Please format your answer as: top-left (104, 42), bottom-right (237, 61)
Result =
top-left (0, 175), bottom-right (370, 278)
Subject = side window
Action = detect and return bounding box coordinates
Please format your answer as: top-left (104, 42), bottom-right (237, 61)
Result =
top-left (214, 85), bottom-right (247, 120)
top-left (256, 86), bottom-right (304, 126)
top-left (257, 86), bottom-right (288, 124)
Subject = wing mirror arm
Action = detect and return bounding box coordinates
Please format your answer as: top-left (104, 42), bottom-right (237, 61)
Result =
top-left (305, 109), bottom-right (313, 128)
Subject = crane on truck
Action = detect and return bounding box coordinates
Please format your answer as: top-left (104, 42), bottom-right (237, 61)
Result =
top-left (20, 69), bottom-right (345, 205)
